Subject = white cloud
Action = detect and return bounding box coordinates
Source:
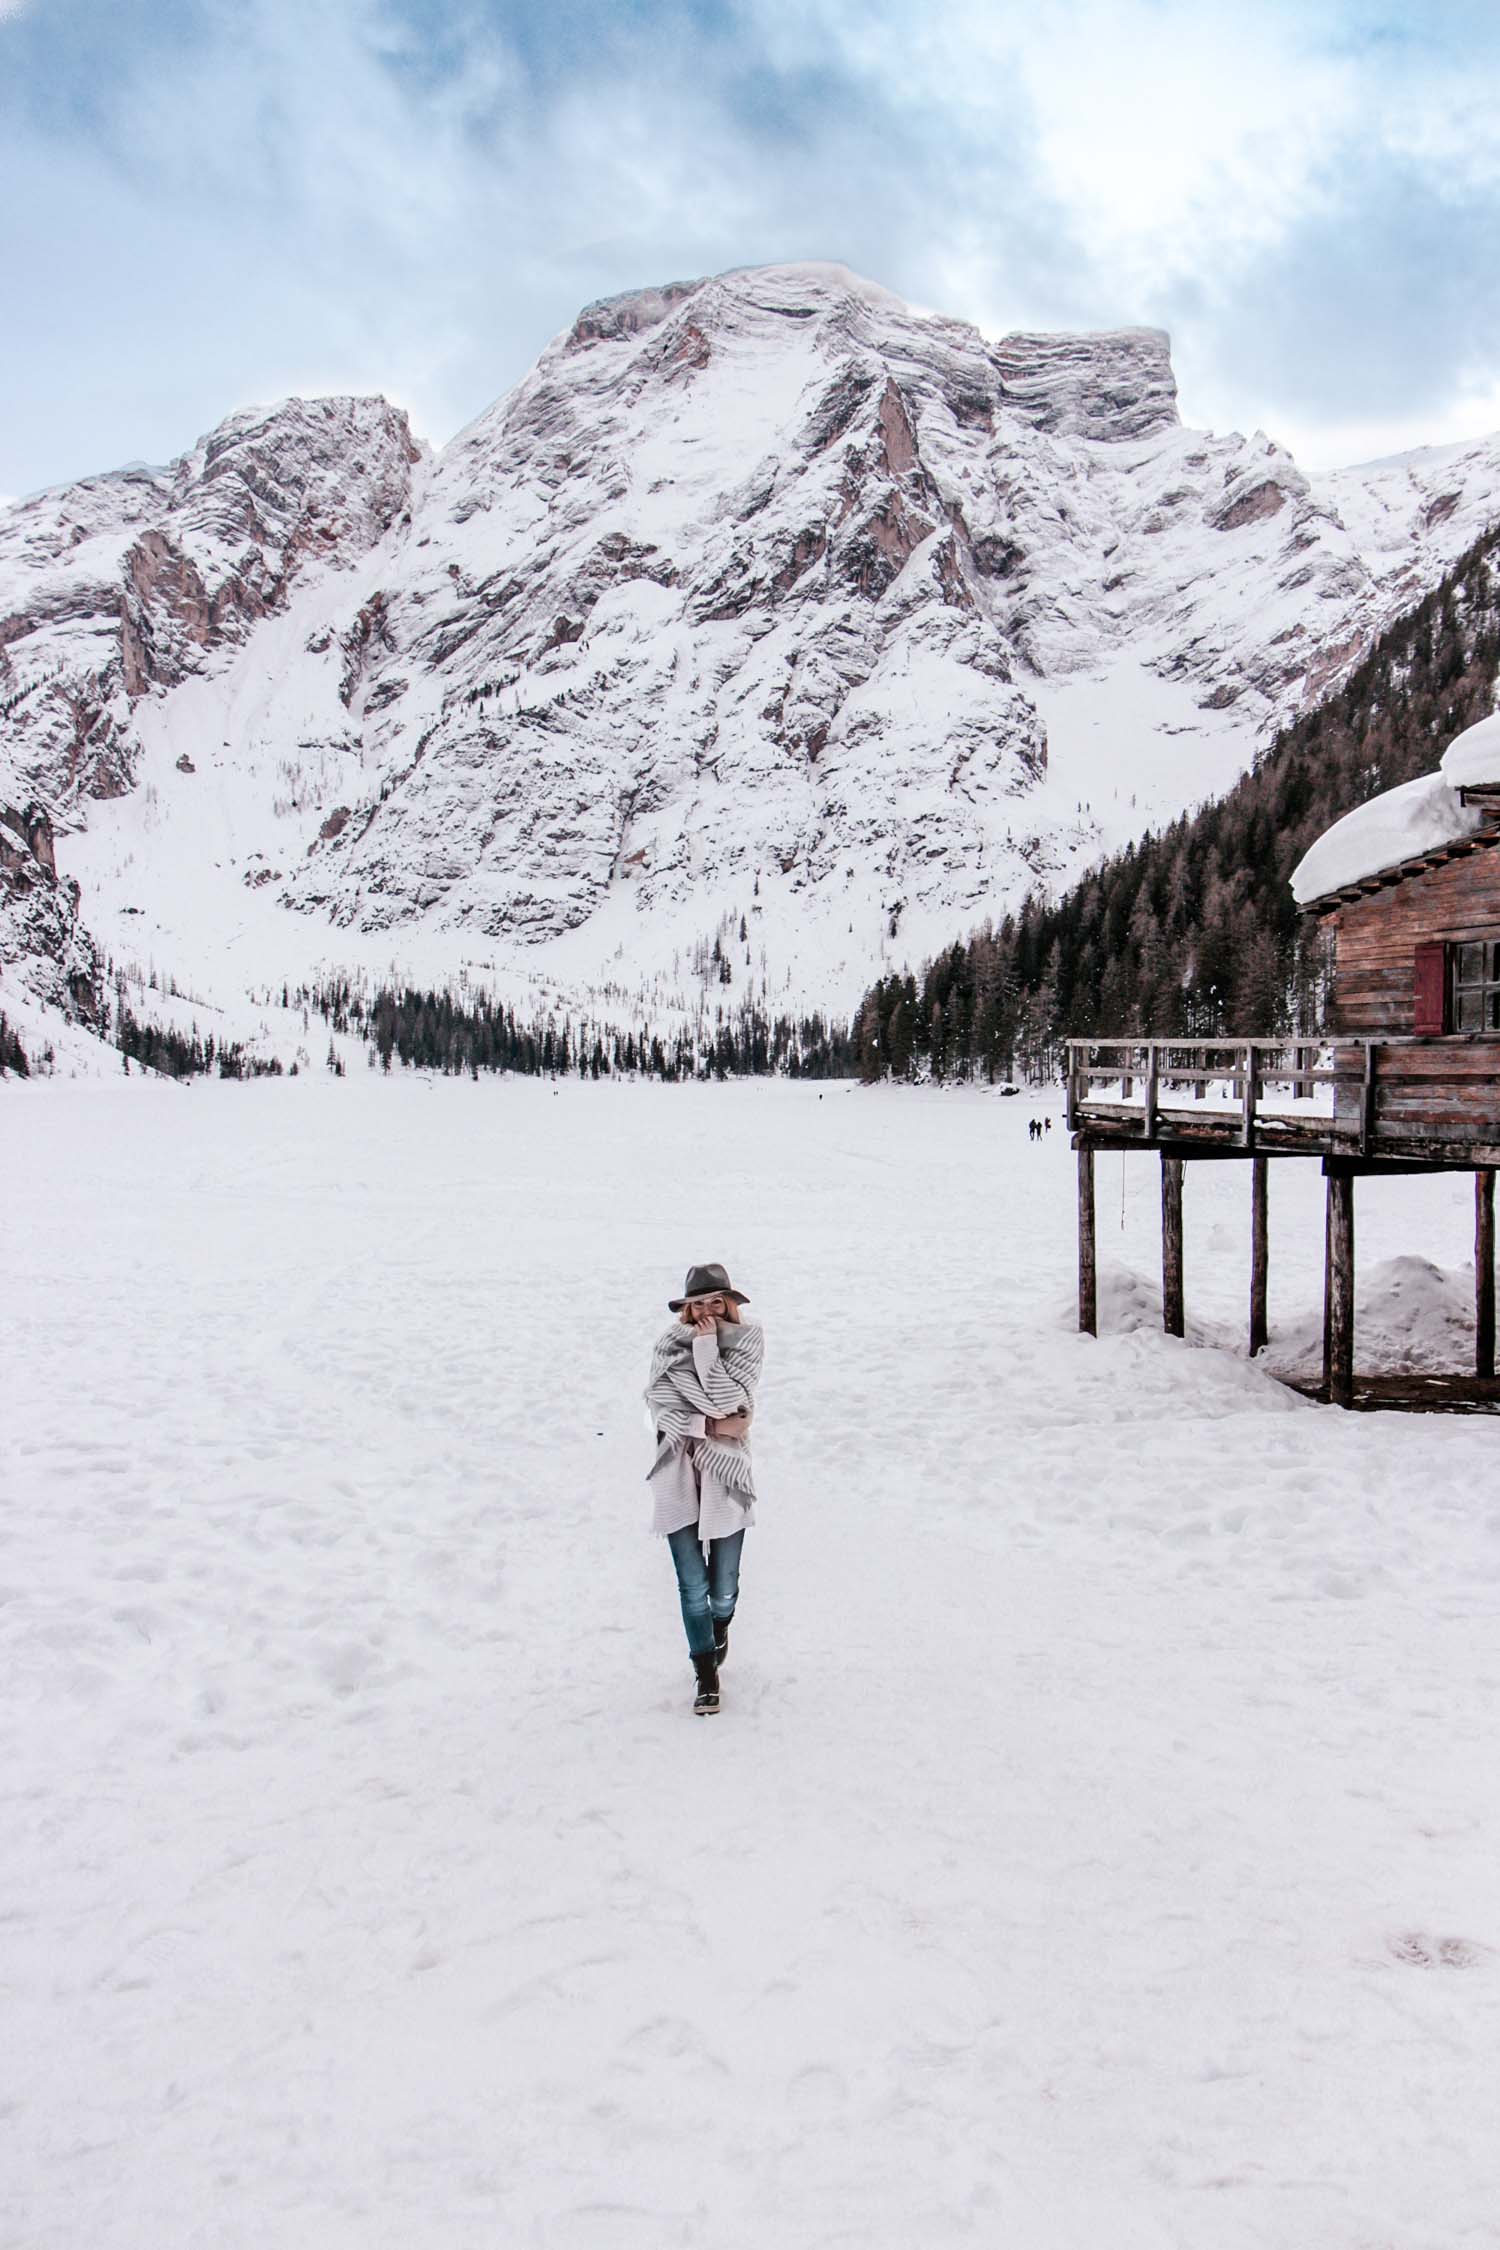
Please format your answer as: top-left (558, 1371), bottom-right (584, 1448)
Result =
top-left (4, 0), bottom-right (1500, 487)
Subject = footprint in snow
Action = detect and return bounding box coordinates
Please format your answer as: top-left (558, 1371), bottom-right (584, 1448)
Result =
top-left (1388, 1931), bottom-right (1493, 1970)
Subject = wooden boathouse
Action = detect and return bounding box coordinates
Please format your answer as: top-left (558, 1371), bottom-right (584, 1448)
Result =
top-left (1068, 712), bottom-right (1500, 1407)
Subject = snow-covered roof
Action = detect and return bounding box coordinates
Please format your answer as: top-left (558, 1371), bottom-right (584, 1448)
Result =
top-left (1291, 713), bottom-right (1500, 907)
top-left (1440, 708), bottom-right (1500, 789)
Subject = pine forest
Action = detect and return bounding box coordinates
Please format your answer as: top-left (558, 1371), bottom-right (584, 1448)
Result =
top-left (853, 527), bottom-right (1500, 1083)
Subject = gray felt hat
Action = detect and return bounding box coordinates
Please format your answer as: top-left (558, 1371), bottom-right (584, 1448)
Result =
top-left (669, 1261), bottom-right (750, 1311)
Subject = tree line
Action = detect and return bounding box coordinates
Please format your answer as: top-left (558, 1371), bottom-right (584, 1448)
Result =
top-left (85, 975), bottom-right (856, 1087)
top-left (306, 980), bottom-right (855, 1081)
top-left (114, 993), bottom-right (285, 1079)
top-left (853, 525), bottom-right (1500, 1082)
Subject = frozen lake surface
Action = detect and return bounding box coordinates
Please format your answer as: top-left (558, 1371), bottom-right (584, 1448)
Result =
top-left (5, 1074), bottom-right (1500, 2248)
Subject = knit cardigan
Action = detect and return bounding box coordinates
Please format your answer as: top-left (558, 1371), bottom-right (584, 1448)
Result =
top-left (644, 1317), bottom-right (764, 1538)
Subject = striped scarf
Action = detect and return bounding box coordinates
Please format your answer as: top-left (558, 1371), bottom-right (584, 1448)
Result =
top-left (645, 1318), bottom-right (763, 1497)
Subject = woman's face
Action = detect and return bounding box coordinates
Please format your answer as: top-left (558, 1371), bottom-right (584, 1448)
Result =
top-left (684, 1293), bottom-right (726, 1321)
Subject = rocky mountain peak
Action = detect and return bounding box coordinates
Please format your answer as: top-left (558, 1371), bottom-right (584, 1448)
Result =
top-left (0, 394), bottom-right (421, 811)
top-left (566, 277), bottom-right (712, 352)
top-left (561, 265), bottom-right (1178, 448)
top-left (989, 326), bottom-right (1178, 442)
top-left (165, 394), bottom-right (423, 579)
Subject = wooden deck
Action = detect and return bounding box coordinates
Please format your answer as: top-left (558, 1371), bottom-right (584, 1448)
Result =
top-left (1066, 1035), bottom-right (1500, 1166)
top-left (1065, 1036), bottom-right (1500, 1405)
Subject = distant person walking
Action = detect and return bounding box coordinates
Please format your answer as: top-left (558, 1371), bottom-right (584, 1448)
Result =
top-left (644, 1263), bottom-right (764, 1716)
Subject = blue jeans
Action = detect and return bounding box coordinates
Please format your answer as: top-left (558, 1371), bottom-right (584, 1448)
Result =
top-left (666, 1526), bottom-right (744, 1659)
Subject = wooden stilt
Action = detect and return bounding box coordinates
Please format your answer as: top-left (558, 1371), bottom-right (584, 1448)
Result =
top-left (1249, 1155), bottom-right (1269, 1357)
top-left (1322, 1187), bottom-right (1333, 1395)
top-left (1161, 1155), bottom-right (1184, 1339)
top-left (1477, 1169), bottom-right (1495, 1380)
top-left (1326, 1167), bottom-right (1355, 1408)
top-left (1078, 1143), bottom-right (1097, 1337)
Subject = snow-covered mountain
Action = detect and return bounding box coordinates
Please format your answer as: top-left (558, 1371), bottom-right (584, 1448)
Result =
top-left (0, 396), bottom-right (420, 1041)
top-left (6, 261), bottom-right (1500, 1053)
top-left (0, 396), bottom-right (421, 804)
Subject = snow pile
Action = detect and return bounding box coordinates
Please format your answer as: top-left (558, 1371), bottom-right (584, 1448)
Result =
top-left (1440, 706), bottom-right (1500, 788)
top-left (1290, 770), bottom-right (1484, 904)
top-left (1261, 1252), bottom-right (1479, 1377)
top-left (1290, 708), bottom-right (1500, 905)
top-left (5, 1077), bottom-right (1500, 2249)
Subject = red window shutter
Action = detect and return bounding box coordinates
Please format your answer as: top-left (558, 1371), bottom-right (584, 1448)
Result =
top-left (1413, 940), bottom-right (1447, 1034)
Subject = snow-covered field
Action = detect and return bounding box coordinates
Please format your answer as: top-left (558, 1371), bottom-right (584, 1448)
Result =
top-left (5, 1075), bottom-right (1500, 2249)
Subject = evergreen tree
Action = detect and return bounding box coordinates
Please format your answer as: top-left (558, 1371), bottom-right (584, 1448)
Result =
top-left (0, 1012), bottom-right (30, 1076)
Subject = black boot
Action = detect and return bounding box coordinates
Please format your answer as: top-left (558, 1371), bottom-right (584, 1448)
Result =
top-left (713, 1613), bottom-right (731, 1667)
top-left (691, 1648), bottom-right (720, 1716)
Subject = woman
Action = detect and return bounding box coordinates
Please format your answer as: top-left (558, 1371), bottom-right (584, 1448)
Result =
top-left (644, 1261), bottom-right (764, 1716)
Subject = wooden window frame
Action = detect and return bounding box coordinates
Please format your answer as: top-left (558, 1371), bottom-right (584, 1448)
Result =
top-left (1448, 932), bottom-right (1500, 1033)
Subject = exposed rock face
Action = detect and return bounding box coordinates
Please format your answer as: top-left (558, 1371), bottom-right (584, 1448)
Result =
top-left (988, 327), bottom-right (1179, 441)
top-left (6, 259), bottom-right (1500, 1029)
top-left (0, 395), bottom-right (420, 1010)
top-left (566, 278), bottom-right (710, 351)
top-left (1207, 444), bottom-right (1309, 533)
top-left (0, 802), bottom-right (100, 1024)
top-left (0, 396), bottom-right (421, 814)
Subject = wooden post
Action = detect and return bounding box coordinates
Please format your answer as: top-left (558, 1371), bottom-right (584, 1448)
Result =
top-left (1143, 1042), bottom-right (1159, 1142)
top-left (1477, 1169), bottom-right (1496, 1381)
top-left (1249, 1155), bottom-right (1269, 1357)
top-left (1078, 1142), bottom-right (1097, 1337)
top-left (1325, 1166), bottom-right (1355, 1408)
top-left (1322, 1187), bottom-right (1333, 1395)
top-left (1360, 1042), bottom-right (1377, 1159)
top-left (1240, 1041), bottom-right (1256, 1148)
top-left (1162, 1154), bottom-right (1184, 1339)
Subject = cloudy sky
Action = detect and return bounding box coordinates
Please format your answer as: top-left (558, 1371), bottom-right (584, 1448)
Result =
top-left (5, 0), bottom-right (1500, 497)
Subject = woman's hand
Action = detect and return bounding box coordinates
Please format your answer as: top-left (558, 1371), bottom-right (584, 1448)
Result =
top-left (691, 1313), bottom-right (718, 1338)
top-left (706, 1411), bottom-right (751, 1441)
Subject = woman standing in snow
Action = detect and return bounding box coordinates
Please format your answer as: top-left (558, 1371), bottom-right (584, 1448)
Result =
top-left (645, 1262), bottom-right (764, 1716)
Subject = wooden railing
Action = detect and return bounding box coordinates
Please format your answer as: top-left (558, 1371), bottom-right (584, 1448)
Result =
top-left (1066, 1035), bottom-right (1500, 1159)
top-left (1067, 1036), bottom-right (1339, 1146)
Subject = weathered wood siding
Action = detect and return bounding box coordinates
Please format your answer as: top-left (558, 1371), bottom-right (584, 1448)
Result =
top-left (1329, 843), bottom-right (1500, 1035)
top-left (1331, 1039), bottom-right (1500, 1143)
